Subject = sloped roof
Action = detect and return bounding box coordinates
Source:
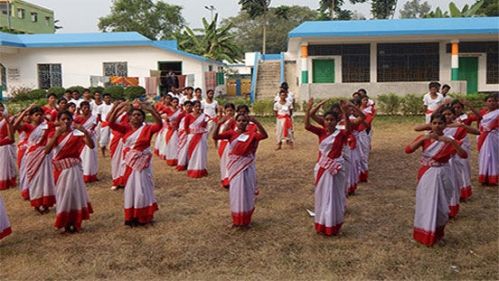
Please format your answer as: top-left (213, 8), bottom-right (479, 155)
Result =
top-left (0, 31), bottom-right (223, 65)
top-left (289, 17), bottom-right (499, 38)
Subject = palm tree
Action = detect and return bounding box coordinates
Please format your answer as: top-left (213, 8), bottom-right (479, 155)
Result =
top-left (176, 14), bottom-right (242, 63)
top-left (239, 0), bottom-right (271, 54)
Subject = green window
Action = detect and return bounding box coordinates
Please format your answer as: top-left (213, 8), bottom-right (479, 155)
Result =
top-left (312, 59), bottom-right (335, 83)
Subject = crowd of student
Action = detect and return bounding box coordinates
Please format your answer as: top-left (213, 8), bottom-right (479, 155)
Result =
top-left (0, 82), bottom-right (497, 248)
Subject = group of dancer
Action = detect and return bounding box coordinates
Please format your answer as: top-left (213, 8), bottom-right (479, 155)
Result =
top-left (0, 84), bottom-right (497, 248)
top-left (406, 88), bottom-right (498, 246)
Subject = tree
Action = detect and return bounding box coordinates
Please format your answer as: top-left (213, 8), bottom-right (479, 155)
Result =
top-left (426, 0), bottom-right (486, 18)
top-left (175, 14), bottom-right (242, 63)
top-left (318, 0), bottom-right (367, 20)
top-left (399, 0), bottom-right (431, 18)
top-left (371, 0), bottom-right (398, 19)
top-left (224, 6), bottom-right (318, 54)
top-left (54, 19), bottom-right (63, 31)
top-left (239, 0), bottom-right (272, 54)
top-left (477, 0), bottom-right (499, 16)
top-left (98, 0), bottom-right (184, 40)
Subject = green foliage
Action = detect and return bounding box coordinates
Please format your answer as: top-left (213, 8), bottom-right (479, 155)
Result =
top-left (47, 87), bottom-right (66, 98)
top-left (252, 99), bottom-right (274, 116)
top-left (124, 86), bottom-right (146, 100)
top-left (103, 86), bottom-right (125, 100)
top-left (371, 0), bottom-right (397, 19)
top-left (224, 6), bottom-right (318, 54)
top-left (400, 94), bottom-right (424, 115)
top-left (66, 86), bottom-right (85, 94)
top-left (239, 0), bottom-right (271, 18)
top-left (477, 0), bottom-right (499, 16)
top-left (176, 14), bottom-right (242, 63)
top-left (449, 93), bottom-right (488, 109)
top-left (90, 86), bottom-right (105, 94)
top-left (399, 0), bottom-right (431, 18)
top-left (377, 93), bottom-right (401, 115)
top-left (426, 0), bottom-right (485, 18)
top-left (98, 0), bottom-right (184, 40)
top-left (318, 0), bottom-right (367, 20)
top-left (10, 87), bottom-right (46, 102)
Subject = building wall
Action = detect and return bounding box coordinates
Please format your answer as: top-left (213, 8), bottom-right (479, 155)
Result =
top-left (2, 45), bottom-right (212, 96)
top-left (297, 81), bottom-right (467, 102)
top-left (0, 0), bottom-right (55, 34)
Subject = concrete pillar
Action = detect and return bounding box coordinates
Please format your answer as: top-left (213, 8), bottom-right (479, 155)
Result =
top-left (451, 40), bottom-right (459, 80)
top-left (300, 44), bottom-right (308, 84)
top-left (370, 43), bottom-right (377, 83)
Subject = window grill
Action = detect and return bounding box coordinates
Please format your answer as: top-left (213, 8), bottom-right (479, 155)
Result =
top-left (38, 64), bottom-right (62, 89)
top-left (377, 43), bottom-right (439, 82)
top-left (308, 44), bottom-right (370, 82)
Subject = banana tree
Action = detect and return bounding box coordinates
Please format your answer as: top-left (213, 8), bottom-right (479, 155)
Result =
top-left (175, 14), bottom-right (242, 63)
top-left (426, 0), bottom-right (485, 17)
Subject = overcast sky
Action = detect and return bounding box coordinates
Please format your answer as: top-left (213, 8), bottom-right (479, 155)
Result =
top-left (28, 0), bottom-right (477, 34)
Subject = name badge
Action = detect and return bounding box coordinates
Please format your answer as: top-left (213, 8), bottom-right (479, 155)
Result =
top-left (237, 134), bottom-right (249, 142)
top-left (73, 130), bottom-right (84, 136)
top-left (40, 123), bottom-right (48, 130)
top-left (459, 114), bottom-right (468, 121)
top-left (336, 125), bottom-right (346, 130)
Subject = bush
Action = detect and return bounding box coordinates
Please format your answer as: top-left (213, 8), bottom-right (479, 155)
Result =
top-left (47, 87), bottom-right (65, 98)
top-left (377, 93), bottom-right (401, 115)
top-left (66, 85), bottom-right (85, 94)
top-left (104, 86), bottom-right (125, 100)
top-left (252, 100), bottom-right (274, 116)
top-left (10, 87), bottom-right (48, 102)
top-left (124, 86), bottom-right (146, 100)
top-left (90, 86), bottom-right (105, 95)
top-left (401, 94), bottom-right (424, 115)
top-left (449, 93), bottom-right (487, 109)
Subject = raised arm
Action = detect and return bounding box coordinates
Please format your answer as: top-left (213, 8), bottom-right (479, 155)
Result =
top-left (107, 102), bottom-right (128, 124)
top-left (45, 126), bottom-right (66, 154)
top-left (249, 116), bottom-right (268, 140)
top-left (74, 124), bottom-right (95, 149)
top-left (13, 104), bottom-right (35, 130)
top-left (142, 102), bottom-right (162, 127)
top-left (212, 117), bottom-right (226, 140)
top-left (414, 123), bottom-right (431, 131)
top-left (310, 99), bottom-right (327, 126)
top-left (439, 135), bottom-right (468, 158)
top-left (405, 134), bottom-right (430, 154)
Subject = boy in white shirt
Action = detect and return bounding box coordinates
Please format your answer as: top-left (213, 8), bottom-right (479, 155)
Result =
top-left (423, 81), bottom-right (444, 123)
top-left (202, 89), bottom-right (218, 140)
top-left (96, 93), bottom-right (114, 157)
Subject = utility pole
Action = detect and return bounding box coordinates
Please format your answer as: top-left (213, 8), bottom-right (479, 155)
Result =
top-left (7, 0), bottom-right (11, 31)
top-left (331, 0), bottom-right (335, 19)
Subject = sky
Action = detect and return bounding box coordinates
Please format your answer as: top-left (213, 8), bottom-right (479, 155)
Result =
top-left (28, 0), bottom-right (477, 34)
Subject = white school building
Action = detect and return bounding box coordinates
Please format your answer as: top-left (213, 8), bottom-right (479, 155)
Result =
top-left (0, 31), bottom-right (224, 97)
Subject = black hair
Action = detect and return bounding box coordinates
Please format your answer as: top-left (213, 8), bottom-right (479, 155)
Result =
top-left (357, 88), bottom-right (367, 95)
top-left (236, 104), bottom-right (250, 113)
top-left (224, 103), bottom-right (236, 110)
top-left (102, 93), bottom-right (111, 98)
top-left (57, 110), bottom-right (73, 121)
top-left (183, 100), bottom-right (193, 106)
top-left (323, 110), bottom-right (340, 122)
top-left (67, 102), bottom-right (76, 108)
top-left (439, 105), bottom-right (455, 115)
top-left (192, 100), bottom-right (202, 107)
top-left (194, 87), bottom-right (202, 92)
top-left (235, 113), bottom-right (249, 122)
top-left (207, 89), bottom-right (214, 94)
top-left (485, 93), bottom-right (498, 101)
top-left (280, 82), bottom-right (289, 90)
top-left (171, 97), bottom-right (179, 103)
top-left (352, 91), bottom-right (361, 97)
top-left (0, 102), bottom-right (4, 109)
top-left (80, 101), bottom-right (90, 109)
top-left (57, 97), bottom-right (68, 104)
top-left (429, 81), bottom-right (440, 89)
top-left (64, 90), bottom-right (72, 94)
top-left (442, 84), bottom-right (451, 90)
top-left (430, 113), bottom-right (445, 123)
top-left (352, 97), bottom-right (362, 106)
top-left (47, 93), bottom-right (57, 99)
top-left (129, 108), bottom-right (146, 119)
top-left (29, 106), bottom-right (43, 115)
top-left (185, 87), bottom-right (194, 91)
top-left (83, 88), bottom-right (90, 93)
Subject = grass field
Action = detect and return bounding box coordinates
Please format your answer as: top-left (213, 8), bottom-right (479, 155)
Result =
top-left (0, 116), bottom-right (497, 280)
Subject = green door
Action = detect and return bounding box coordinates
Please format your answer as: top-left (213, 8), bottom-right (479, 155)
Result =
top-left (458, 57), bottom-right (478, 94)
top-left (313, 59), bottom-right (335, 83)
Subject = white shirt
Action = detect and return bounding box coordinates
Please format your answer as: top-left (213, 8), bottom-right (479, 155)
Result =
top-left (273, 101), bottom-right (293, 116)
top-left (202, 100), bottom-right (218, 118)
top-left (423, 93), bottom-right (444, 113)
top-left (274, 91), bottom-right (294, 104)
top-left (69, 98), bottom-right (83, 109)
top-left (96, 103), bottom-right (113, 122)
